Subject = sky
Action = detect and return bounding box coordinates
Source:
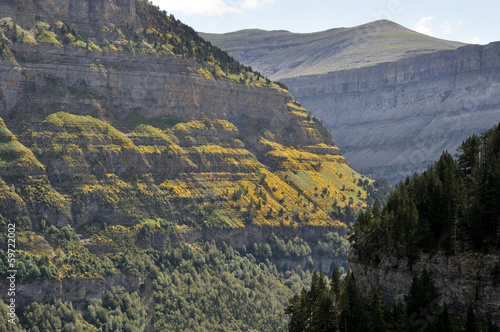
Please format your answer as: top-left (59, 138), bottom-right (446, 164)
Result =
top-left (149, 0), bottom-right (500, 45)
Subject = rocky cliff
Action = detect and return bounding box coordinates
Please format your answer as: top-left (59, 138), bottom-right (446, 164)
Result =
top-left (283, 42), bottom-right (500, 182)
top-left (202, 22), bottom-right (500, 183)
top-left (349, 250), bottom-right (500, 326)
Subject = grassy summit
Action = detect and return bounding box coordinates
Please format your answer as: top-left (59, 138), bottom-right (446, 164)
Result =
top-left (201, 20), bottom-right (465, 80)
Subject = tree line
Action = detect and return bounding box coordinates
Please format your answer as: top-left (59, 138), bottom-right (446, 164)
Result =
top-left (351, 123), bottom-right (500, 263)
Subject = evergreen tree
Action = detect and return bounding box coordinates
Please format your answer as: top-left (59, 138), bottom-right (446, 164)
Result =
top-left (368, 284), bottom-right (388, 332)
top-left (435, 303), bottom-right (452, 332)
top-left (405, 269), bottom-right (440, 332)
top-left (285, 293), bottom-right (308, 332)
top-left (392, 301), bottom-right (408, 332)
top-left (339, 271), bottom-right (366, 332)
top-left (330, 268), bottom-right (341, 331)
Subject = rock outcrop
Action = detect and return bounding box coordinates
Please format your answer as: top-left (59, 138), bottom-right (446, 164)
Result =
top-left (349, 250), bottom-right (500, 326)
top-left (2, 274), bottom-right (141, 304)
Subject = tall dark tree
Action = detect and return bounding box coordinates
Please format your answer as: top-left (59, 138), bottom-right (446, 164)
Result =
top-left (368, 284), bottom-right (388, 332)
top-left (285, 292), bottom-right (308, 332)
top-left (435, 303), bottom-right (452, 332)
top-left (466, 304), bottom-right (478, 332)
top-left (405, 269), bottom-right (440, 332)
top-left (339, 271), bottom-right (367, 332)
top-left (330, 268), bottom-right (341, 331)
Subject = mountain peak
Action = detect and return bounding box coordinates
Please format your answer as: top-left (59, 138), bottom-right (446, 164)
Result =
top-left (201, 20), bottom-right (466, 80)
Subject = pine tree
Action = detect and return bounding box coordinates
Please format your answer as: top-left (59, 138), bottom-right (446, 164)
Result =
top-left (368, 284), bottom-right (388, 332)
top-left (285, 293), bottom-right (307, 332)
top-left (339, 271), bottom-right (366, 332)
top-left (330, 268), bottom-right (341, 331)
top-left (435, 304), bottom-right (452, 332)
top-left (406, 269), bottom-right (440, 332)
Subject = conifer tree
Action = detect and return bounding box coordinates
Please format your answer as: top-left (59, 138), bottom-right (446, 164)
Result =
top-left (405, 269), bottom-right (440, 332)
top-left (435, 304), bottom-right (452, 332)
top-left (368, 284), bottom-right (388, 332)
top-left (330, 268), bottom-right (341, 331)
top-left (339, 271), bottom-right (366, 332)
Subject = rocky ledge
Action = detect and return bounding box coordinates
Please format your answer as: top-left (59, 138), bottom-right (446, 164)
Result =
top-left (349, 250), bottom-right (500, 325)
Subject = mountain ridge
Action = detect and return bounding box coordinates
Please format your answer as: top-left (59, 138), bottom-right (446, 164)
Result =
top-left (200, 19), bottom-right (466, 80)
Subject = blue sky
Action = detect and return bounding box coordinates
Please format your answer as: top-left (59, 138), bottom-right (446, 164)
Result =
top-left (150, 0), bottom-right (499, 44)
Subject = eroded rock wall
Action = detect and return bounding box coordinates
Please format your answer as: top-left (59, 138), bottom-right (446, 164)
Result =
top-left (283, 42), bottom-right (500, 182)
top-left (349, 251), bottom-right (500, 325)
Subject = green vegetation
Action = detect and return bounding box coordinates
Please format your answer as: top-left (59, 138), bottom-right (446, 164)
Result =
top-left (0, 110), bottom-right (381, 330)
top-left (1, 237), bottom-right (337, 331)
top-left (0, 118), bottom-right (44, 171)
top-left (87, 287), bottom-right (145, 331)
top-left (34, 21), bottom-right (61, 45)
top-left (4, 111), bottom-right (370, 230)
top-left (352, 123), bottom-right (500, 263)
top-left (0, 3), bottom-right (397, 331)
top-left (286, 268), bottom-right (499, 332)
top-left (151, 240), bottom-right (303, 331)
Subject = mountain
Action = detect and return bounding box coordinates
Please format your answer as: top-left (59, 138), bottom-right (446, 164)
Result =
top-left (200, 20), bottom-right (466, 81)
top-left (0, 0), bottom-right (390, 330)
top-left (201, 21), bottom-right (500, 183)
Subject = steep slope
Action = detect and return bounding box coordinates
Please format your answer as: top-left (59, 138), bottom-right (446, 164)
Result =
top-left (200, 20), bottom-right (465, 80)
top-left (0, 1), bottom-right (386, 328)
top-left (202, 21), bottom-right (500, 183)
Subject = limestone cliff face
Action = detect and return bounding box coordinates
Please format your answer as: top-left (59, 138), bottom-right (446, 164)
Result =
top-left (203, 25), bottom-right (500, 183)
top-left (0, 0), bottom-right (139, 32)
top-left (0, 43), bottom-right (334, 152)
top-left (349, 251), bottom-right (500, 326)
top-left (283, 42), bottom-right (500, 182)
top-left (1, 274), bottom-right (140, 304)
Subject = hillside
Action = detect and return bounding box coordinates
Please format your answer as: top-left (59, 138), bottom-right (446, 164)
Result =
top-left (200, 20), bottom-right (465, 80)
top-left (0, 0), bottom-right (390, 330)
top-left (202, 21), bottom-right (500, 183)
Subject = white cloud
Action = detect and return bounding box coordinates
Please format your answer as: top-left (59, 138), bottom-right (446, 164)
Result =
top-left (466, 37), bottom-right (482, 44)
top-left (154, 0), bottom-right (275, 16)
top-left (412, 16), bottom-right (436, 36)
top-left (457, 20), bottom-right (464, 27)
top-left (440, 20), bottom-right (452, 36)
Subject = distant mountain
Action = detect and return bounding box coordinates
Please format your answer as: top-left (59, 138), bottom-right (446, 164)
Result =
top-left (200, 20), bottom-right (465, 80)
top-left (202, 21), bottom-right (500, 183)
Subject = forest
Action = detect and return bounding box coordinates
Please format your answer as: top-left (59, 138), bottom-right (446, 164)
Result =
top-left (352, 123), bottom-right (500, 263)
